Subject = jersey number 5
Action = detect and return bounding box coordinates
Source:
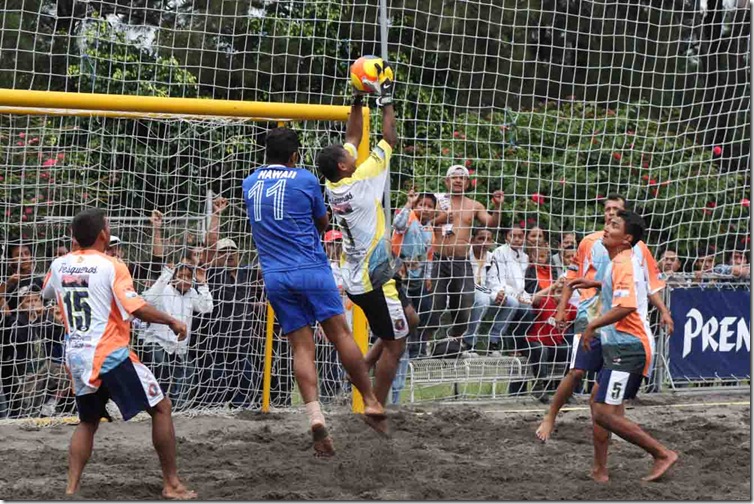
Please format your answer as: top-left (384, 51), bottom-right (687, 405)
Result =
top-left (248, 180), bottom-right (287, 221)
top-left (610, 381), bottom-right (623, 400)
top-left (63, 289), bottom-right (92, 332)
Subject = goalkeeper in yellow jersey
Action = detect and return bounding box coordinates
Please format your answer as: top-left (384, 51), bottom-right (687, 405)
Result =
top-left (316, 63), bottom-right (405, 422)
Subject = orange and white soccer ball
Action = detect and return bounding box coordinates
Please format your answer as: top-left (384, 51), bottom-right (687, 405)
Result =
top-left (349, 56), bottom-right (393, 94)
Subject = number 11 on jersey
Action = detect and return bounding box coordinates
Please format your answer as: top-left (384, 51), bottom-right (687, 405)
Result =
top-left (247, 179), bottom-right (287, 222)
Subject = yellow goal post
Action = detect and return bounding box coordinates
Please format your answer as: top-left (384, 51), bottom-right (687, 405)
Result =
top-left (0, 88), bottom-right (372, 416)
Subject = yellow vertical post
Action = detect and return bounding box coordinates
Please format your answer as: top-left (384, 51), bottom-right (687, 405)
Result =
top-left (262, 121), bottom-right (286, 413)
top-left (262, 303), bottom-right (275, 412)
top-left (351, 106), bottom-right (371, 414)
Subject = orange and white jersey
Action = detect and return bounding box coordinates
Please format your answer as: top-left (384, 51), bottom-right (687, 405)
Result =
top-left (43, 249), bottom-right (146, 394)
top-left (598, 249), bottom-right (653, 377)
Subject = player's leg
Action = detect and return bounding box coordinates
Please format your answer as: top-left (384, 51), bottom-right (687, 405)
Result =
top-left (536, 368), bottom-right (585, 441)
top-left (285, 324), bottom-right (338, 456)
top-left (589, 380), bottom-right (610, 483)
top-left (319, 314), bottom-right (383, 411)
top-left (370, 282), bottom-right (410, 407)
top-left (67, 388), bottom-right (106, 495)
top-left (592, 370), bottom-right (678, 481)
top-left (364, 338), bottom-right (384, 371)
top-left (66, 376), bottom-right (109, 495)
top-left (536, 334), bottom-right (601, 441)
top-left (67, 420), bottom-right (99, 495)
top-left (147, 397), bottom-right (196, 498)
top-left (102, 355), bottom-right (195, 498)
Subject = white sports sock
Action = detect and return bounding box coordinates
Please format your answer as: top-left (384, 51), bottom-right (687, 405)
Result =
top-left (305, 401), bottom-right (326, 428)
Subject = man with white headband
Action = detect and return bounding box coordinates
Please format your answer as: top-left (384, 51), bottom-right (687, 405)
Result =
top-left (421, 164), bottom-right (504, 355)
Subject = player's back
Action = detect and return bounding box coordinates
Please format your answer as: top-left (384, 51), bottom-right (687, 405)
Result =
top-left (44, 250), bottom-right (141, 376)
top-left (242, 165), bottom-right (329, 274)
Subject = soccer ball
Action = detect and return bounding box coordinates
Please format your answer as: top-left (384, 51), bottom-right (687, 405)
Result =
top-left (350, 56), bottom-right (393, 94)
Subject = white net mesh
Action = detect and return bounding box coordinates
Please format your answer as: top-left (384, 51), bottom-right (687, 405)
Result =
top-left (0, 0), bottom-right (750, 417)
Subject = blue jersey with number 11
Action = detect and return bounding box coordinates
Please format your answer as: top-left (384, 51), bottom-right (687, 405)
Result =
top-left (242, 165), bottom-right (329, 274)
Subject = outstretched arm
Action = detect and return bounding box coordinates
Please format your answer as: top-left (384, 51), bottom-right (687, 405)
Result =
top-left (344, 96), bottom-right (364, 148)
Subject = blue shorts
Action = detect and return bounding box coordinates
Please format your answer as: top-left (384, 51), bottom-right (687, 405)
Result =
top-left (76, 356), bottom-right (164, 423)
top-left (594, 368), bottom-right (644, 405)
top-left (569, 333), bottom-right (604, 372)
top-left (264, 266), bottom-right (344, 335)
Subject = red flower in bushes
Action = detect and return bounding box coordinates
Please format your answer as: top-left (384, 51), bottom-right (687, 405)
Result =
top-left (642, 175), bottom-right (649, 181)
top-left (649, 179), bottom-right (657, 186)
top-left (18, 132), bottom-right (25, 139)
top-left (57, 153), bottom-right (65, 161)
top-left (465, 159), bottom-right (472, 168)
top-left (519, 220), bottom-right (526, 228)
top-left (612, 152), bottom-right (622, 161)
top-left (531, 193), bottom-right (546, 205)
top-left (742, 198), bottom-right (750, 208)
top-left (441, 148), bottom-right (450, 155)
top-left (42, 158), bottom-right (57, 167)
top-left (712, 146), bottom-right (722, 156)
top-left (706, 201), bottom-right (717, 208)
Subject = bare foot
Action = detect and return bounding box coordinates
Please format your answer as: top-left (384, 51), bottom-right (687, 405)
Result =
top-left (536, 415), bottom-right (555, 442)
top-left (312, 424), bottom-right (335, 458)
top-left (162, 483), bottom-right (197, 500)
top-left (364, 403), bottom-right (386, 419)
top-left (591, 467), bottom-right (609, 483)
top-left (642, 450), bottom-right (678, 482)
top-left (363, 413), bottom-right (390, 438)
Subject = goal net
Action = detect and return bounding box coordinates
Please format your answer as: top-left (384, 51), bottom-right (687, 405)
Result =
top-left (0, 0), bottom-right (750, 418)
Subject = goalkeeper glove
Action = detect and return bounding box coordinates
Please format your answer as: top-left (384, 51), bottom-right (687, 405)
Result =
top-left (375, 76), bottom-right (394, 108)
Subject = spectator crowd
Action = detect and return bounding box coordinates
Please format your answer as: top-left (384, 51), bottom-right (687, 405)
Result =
top-left (0, 175), bottom-right (750, 417)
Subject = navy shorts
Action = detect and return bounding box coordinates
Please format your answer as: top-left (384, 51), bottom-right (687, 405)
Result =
top-left (264, 266), bottom-right (344, 335)
top-left (594, 368), bottom-right (644, 405)
top-left (569, 333), bottom-right (604, 372)
top-left (76, 357), bottom-right (164, 423)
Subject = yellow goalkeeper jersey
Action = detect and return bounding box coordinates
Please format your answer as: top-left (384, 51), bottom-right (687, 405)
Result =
top-left (324, 140), bottom-right (393, 295)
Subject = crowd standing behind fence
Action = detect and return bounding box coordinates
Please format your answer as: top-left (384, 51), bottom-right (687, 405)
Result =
top-left (0, 197), bottom-right (750, 419)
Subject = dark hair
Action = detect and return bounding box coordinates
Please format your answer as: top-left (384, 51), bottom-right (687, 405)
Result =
top-left (726, 246), bottom-right (749, 264)
top-left (605, 193), bottom-right (627, 207)
top-left (173, 263), bottom-right (194, 278)
top-left (616, 209), bottom-right (645, 246)
top-left (4, 242), bottom-right (27, 260)
top-left (316, 144), bottom-right (348, 182)
top-left (46, 240), bottom-right (68, 258)
top-left (503, 222), bottom-right (523, 237)
top-left (71, 208), bottom-right (107, 248)
top-left (415, 192), bottom-right (437, 207)
top-left (696, 245), bottom-right (717, 259)
top-left (473, 227), bottom-right (493, 238)
top-left (265, 128), bottom-right (300, 165)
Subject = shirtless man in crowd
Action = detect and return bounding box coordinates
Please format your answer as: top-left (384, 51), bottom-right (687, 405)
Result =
top-left (420, 165), bottom-right (504, 354)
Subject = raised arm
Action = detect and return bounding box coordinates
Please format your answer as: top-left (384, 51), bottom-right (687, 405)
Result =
top-left (381, 102), bottom-right (397, 149)
top-left (150, 210), bottom-right (165, 259)
top-left (206, 196), bottom-right (228, 250)
top-left (474, 191), bottom-right (504, 228)
top-left (344, 96), bottom-right (364, 148)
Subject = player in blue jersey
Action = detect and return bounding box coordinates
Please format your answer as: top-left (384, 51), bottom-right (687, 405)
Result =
top-left (242, 127), bottom-right (385, 457)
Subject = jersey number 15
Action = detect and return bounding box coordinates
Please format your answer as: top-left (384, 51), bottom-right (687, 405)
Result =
top-left (248, 180), bottom-right (287, 222)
